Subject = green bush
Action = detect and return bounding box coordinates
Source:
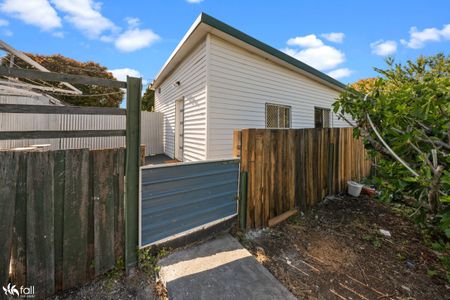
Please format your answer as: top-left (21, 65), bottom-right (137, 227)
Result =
top-left (333, 54), bottom-right (449, 278)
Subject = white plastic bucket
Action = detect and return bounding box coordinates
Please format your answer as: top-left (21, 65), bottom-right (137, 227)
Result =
top-left (347, 181), bottom-right (363, 197)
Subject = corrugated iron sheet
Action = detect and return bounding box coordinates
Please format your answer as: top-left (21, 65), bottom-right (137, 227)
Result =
top-left (140, 159), bottom-right (239, 247)
top-left (0, 110), bottom-right (163, 155)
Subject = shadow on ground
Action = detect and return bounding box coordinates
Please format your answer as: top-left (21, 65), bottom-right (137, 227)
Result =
top-left (158, 234), bottom-right (296, 300)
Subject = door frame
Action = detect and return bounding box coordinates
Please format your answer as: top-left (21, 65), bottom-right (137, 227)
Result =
top-left (174, 97), bottom-right (184, 161)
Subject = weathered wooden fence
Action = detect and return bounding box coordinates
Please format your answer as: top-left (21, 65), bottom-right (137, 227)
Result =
top-left (0, 148), bottom-right (125, 299)
top-left (234, 128), bottom-right (372, 228)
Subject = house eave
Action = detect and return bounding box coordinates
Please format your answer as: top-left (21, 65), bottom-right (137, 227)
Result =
top-left (152, 13), bottom-right (347, 92)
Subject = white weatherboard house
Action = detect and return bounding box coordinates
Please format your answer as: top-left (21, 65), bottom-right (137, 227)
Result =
top-left (153, 13), bottom-right (348, 162)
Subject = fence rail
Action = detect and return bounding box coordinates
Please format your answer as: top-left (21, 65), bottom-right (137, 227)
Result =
top-left (0, 103), bottom-right (126, 115)
top-left (0, 104), bottom-right (163, 156)
top-left (234, 128), bottom-right (372, 229)
top-left (0, 148), bottom-right (125, 299)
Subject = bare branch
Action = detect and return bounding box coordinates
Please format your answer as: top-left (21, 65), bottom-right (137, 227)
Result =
top-left (391, 127), bottom-right (450, 153)
top-left (337, 113), bottom-right (357, 128)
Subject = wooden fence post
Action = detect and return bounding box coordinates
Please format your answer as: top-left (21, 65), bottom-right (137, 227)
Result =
top-left (125, 76), bottom-right (141, 271)
top-left (232, 130), bottom-right (242, 158)
top-left (327, 143), bottom-right (334, 196)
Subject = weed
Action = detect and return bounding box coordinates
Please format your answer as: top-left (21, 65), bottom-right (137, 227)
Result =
top-left (397, 252), bottom-right (406, 261)
top-left (106, 258), bottom-right (125, 280)
top-left (138, 247), bottom-right (169, 278)
top-left (362, 234), bottom-right (372, 241)
top-left (102, 258), bottom-right (125, 291)
top-left (427, 269), bottom-right (438, 278)
top-left (361, 234), bottom-right (382, 249)
top-left (373, 239), bottom-right (382, 249)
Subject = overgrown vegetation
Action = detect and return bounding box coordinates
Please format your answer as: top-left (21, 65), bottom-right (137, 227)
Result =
top-left (333, 54), bottom-right (450, 280)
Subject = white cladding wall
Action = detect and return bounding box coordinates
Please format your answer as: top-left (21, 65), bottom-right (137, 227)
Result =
top-left (155, 40), bottom-right (207, 161)
top-left (206, 35), bottom-right (348, 159)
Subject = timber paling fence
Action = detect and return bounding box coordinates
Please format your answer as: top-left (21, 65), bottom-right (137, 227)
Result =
top-left (0, 66), bottom-right (143, 299)
top-left (234, 128), bottom-right (372, 229)
top-left (0, 148), bottom-right (125, 299)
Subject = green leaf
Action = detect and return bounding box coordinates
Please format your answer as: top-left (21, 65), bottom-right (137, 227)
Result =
top-left (445, 228), bottom-right (450, 239)
top-left (427, 269), bottom-right (438, 277)
top-left (403, 177), bottom-right (418, 182)
top-left (440, 195), bottom-right (450, 203)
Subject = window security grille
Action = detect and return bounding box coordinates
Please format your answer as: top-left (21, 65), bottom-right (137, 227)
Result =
top-left (266, 103), bottom-right (291, 128)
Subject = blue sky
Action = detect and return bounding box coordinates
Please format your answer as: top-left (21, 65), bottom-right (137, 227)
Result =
top-left (0, 0), bottom-right (449, 88)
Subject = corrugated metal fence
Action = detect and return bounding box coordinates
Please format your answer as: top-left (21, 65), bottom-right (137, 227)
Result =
top-left (140, 159), bottom-right (240, 247)
top-left (0, 111), bottom-right (163, 156)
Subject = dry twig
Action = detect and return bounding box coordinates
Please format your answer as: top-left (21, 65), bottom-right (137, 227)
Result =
top-left (330, 289), bottom-right (347, 300)
top-left (339, 282), bottom-right (370, 300)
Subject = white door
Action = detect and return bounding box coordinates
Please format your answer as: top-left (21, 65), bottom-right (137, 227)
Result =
top-left (174, 99), bottom-right (184, 161)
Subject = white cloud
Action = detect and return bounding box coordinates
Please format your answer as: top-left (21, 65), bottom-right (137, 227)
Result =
top-left (114, 28), bottom-right (160, 52)
top-left (109, 68), bottom-right (148, 85)
top-left (441, 24), bottom-right (450, 39)
top-left (321, 32), bottom-right (345, 43)
top-left (125, 17), bottom-right (140, 29)
top-left (0, 19), bottom-right (9, 26)
top-left (287, 34), bottom-right (323, 48)
top-left (186, 0), bottom-right (204, 3)
top-left (283, 33), bottom-right (352, 80)
top-left (1, 0), bottom-right (160, 52)
top-left (1, 29), bottom-right (12, 36)
top-left (0, 0), bottom-right (61, 31)
top-left (327, 68), bottom-right (353, 79)
top-left (51, 0), bottom-right (116, 38)
top-left (401, 24), bottom-right (450, 49)
top-left (370, 40), bottom-right (397, 56)
top-left (283, 45), bottom-right (345, 71)
top-left (109, 68), bottom-right (141, 81)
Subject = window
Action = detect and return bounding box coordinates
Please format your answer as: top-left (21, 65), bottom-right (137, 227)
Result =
top-left (266, 103), bottom-right (291, 128)
top-left (314, 107), bottom-right (331, 128)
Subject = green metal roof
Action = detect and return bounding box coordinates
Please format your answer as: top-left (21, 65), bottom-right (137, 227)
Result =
top-left (200, 12), bottom-right (347, 90)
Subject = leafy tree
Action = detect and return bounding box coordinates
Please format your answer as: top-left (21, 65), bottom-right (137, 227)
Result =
top-left (2, 53), bottom-right (124, 107)
top-left (141, 86), bottom-right (155, 111)
top-left (333, 54), bottom-right (449, 239)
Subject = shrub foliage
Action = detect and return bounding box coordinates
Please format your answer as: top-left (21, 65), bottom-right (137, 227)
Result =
top-left (333, 54), bottom-right (449, 249)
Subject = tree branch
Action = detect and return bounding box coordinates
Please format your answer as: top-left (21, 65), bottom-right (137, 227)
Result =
top-left (336, 113), bottom-right (357, 128)
top-left (428, 165), bottom-right (444, 214)
top-left (337, 113), bottom-right (401, 159)
top-left (408, 141), bottom-right (434, 170)
top-left (391, 127), bottom-right (450, 153)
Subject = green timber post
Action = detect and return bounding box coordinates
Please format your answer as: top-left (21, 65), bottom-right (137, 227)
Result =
top-left (125, 76), bottom-right (142, 271)
top-left (239, 171), bottom-right (248, 229)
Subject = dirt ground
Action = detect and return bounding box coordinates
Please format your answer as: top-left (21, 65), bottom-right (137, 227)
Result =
top-left (50, 269), bottom-right (162, 300)
top-left (237, 195), bottom-right (449, 300)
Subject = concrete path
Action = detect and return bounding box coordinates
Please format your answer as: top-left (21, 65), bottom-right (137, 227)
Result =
top-left (158, 234), bottom-right (296, 300)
